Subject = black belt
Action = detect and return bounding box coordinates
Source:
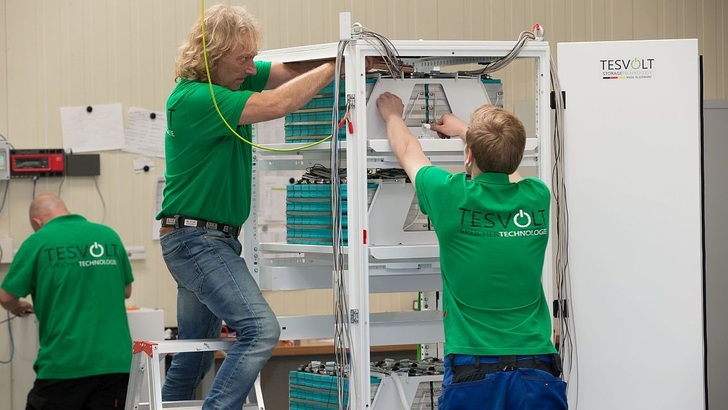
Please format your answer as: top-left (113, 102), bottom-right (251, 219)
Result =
top-left (161, 215), bottom-right (241, 237)
top-left (449, 354), bottom-right (562, 383)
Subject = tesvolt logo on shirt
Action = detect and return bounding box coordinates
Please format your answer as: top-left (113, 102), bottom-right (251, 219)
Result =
top-left (42, 241), bottom-right (120, 267)
top-left (89, 242), bottom-right (104, 257)
top-left (512, 210), bottom-right (532, 228)
top-left (458, 207), bottom-right (548, 238)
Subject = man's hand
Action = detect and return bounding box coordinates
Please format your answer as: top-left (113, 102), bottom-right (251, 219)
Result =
top-left (0, 288), bottom-right (33, 316)
top-left (430, 113), bottom-right (469, 141)
top-left (11, 300), bottom-right (33, 317)
top-left (376, 92), bottom-right (405, 123)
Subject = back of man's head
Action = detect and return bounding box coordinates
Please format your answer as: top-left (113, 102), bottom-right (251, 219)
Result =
top-left (29, 193), bottom-right (70, 231)
top-left (465, 104), bottom-right (526, 174)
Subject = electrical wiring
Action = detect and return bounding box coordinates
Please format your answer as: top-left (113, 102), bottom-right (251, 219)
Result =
top-left (31, 176), bottom-right (38, 199)
top-left (198, 0), bottom-right (332, 153)
top-left (57, 176), bottom-right (65, 198)
top-left (0, 178), bottom-right (9, 263)
top-left (0, 312), bottom-right (15, 364)
top-left (402, 207), bottom-right (424, 231)
top-left (403, 91), bottom-right (422, 122)
top-left (482, 30), bottom-right (535, 73)
top-left (389, 372), bottom-right (411, 409)
top-left (0, 314), bottom-right (22, 325)
top-left (0, 132), bottom-right (14, 364)
top-left (93, 176), bottom-right (107, 223)
top-left (330, 23), bottom-right (401, 409)
top-left (550, 53), bottom-right (579, 406)
top-left (457, 30), bottom-right (536, 77)
top-left (328, 25), bottom-right (407, 406)
top-left (331, 38), bottom-right (352, 410)
top-left (351, 23), bottom-right (404, 78)
top-left (0, 178), bottom-right (9, 215)
top-left (0, 132), bottom-right (12, 145)
top-left (328, 24), bottom-right (407, 407)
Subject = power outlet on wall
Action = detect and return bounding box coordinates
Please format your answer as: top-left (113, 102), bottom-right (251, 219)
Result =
top-left (0, 237), bottom-right (14, 263)
top-left (125, 245), bottom-right (146, 261)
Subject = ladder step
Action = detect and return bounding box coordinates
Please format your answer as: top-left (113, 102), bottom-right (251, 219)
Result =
top-left (134, 400), bottom-right (204, 410)
top-left (145, 338), bottom-right (236, 354)
top-left (134, 401), bottom-right (261, 410)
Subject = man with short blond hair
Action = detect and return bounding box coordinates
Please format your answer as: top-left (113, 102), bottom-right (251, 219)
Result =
top-left (377, 93), bottom-right (567, 409)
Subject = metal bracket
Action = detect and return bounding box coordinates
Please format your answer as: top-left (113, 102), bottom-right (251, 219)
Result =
top-left (350, 309), bottom-right (359, 323)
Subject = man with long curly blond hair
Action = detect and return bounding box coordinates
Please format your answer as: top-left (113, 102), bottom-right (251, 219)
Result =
top-left (156, 5), bottom-right (339, 409)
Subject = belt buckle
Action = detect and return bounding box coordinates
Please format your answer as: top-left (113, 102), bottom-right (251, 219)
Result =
top-left (205, 222), bottom-right (218, 230)
top-left (181, 218), bottom-right (199, 228)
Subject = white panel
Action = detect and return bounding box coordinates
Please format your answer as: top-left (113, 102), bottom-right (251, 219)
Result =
top-left (704, 100), bottom-right (728, 410)
top-left (9, 309), bottom-right (165, 410)
top-left (558, 39), bottom-right (703, 409)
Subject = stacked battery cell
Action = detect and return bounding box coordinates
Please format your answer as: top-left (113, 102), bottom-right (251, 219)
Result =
top-left (285, 183), bottom-right (378, 245)
top-left (288, 371), bottom-right (381, 409)
top-left (284, 77), bottom-right (378, 143)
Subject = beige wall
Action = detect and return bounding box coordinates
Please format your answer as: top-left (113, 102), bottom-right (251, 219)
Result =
top-left (0, 0), bottom-right (725, 406)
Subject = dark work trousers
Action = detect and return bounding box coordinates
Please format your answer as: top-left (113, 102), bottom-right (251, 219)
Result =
top-left (439, 354), bottom-right (568, 410)
top-left (26, 373), bottom-right (129, 410)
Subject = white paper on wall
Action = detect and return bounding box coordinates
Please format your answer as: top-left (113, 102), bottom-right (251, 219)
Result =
top-left (124, 107), bottom-right (166, 158)
top-left (253, 117), bottom-right (285, 144)
top-left (153, 177), bottom-right (165, 240)
top-left (133, 156), bottom-right (156, 174)
top-left (60, 103), bottom-right (125, 152)
top-left (258, 171), bottom-right (295, 223)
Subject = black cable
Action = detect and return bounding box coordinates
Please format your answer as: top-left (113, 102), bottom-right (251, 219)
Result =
top-left (0, 314), bottom-right (19, 325)
top-left (0, 311), bottom-right (15, 364)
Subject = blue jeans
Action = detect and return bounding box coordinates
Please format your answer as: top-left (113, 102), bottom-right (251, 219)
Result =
top-left (160, 227), bottom-right (280, 410)
top-left (439, 354), bottom-right (568, 410)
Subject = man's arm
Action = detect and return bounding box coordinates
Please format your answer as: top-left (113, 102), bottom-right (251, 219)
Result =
top-left (376, 92), bottom-right (432, 187)
top-left (0, 288), bottom-right (33, 316)
top-left (239, 61), bottom-right (336, 125)
top-left (125, 284), bottom-right (132, 299)
top-left (265, 61), bottom-right (333, 90)
top-left (430, 113), bottom-right (469, 140)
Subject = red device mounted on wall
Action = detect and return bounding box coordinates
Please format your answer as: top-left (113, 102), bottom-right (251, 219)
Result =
top-left (9, 149), bottom-right (65, 177)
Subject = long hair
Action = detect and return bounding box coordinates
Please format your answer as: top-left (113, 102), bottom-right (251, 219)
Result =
top-left (175, 4), bottom-right (262, 81)
top-left (465, 104), bottom-right (526, 174)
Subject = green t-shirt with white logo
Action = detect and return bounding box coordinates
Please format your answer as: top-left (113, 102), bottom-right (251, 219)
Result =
top-left (157, 61), bottom-right (272, 227)
top-left (415, 166), bottom-right (556, 356)
top-left (1, 214), bottom-right (134, 379)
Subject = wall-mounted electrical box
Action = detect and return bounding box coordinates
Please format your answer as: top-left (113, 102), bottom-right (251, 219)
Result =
top-left (0, 141), bottom-right (10, 180)
top-left (65, 153), bottom-right (100, 177)
top-left (10, 149), bottom-right (65, 178)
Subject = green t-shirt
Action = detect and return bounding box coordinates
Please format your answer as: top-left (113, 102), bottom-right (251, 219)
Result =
top-left (157, 61), bottom-right (272, 227)
top-left (1, 214), bottom-right (134, 379)
top-left (415, 167), bottom-right (556, 356)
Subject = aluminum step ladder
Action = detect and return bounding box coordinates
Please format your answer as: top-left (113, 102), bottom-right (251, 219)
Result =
top-left (125, 339), bottom-right (264, 410)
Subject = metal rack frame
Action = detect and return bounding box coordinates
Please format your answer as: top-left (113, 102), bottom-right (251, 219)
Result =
top-left (247, 39), bottom-right (553, 409)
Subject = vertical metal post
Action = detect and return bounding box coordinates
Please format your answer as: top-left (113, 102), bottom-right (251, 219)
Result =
top-left (345, 39), bottom-right (373, 409)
